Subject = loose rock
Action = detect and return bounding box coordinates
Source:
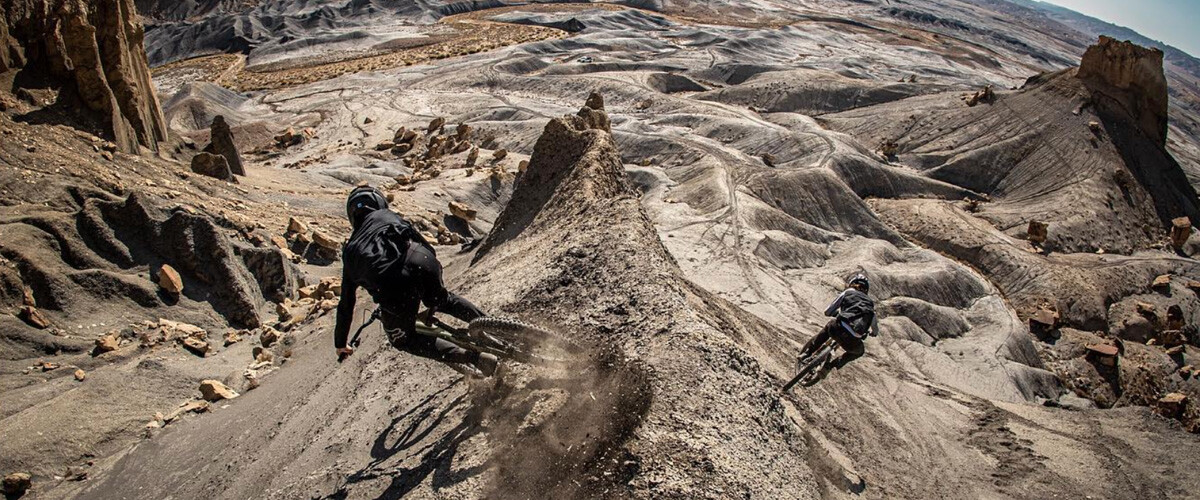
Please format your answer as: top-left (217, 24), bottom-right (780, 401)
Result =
top-left (1027, 221), bottom-right (1048, 245)
top-left (3, 472), bottom-right (32, 496)
top-left (190, 152), bottom-right (234, 182)
top-left (449, 201), bottom-right (477, 221)
top-left (199, 380), bottom-right (238, 402)
top-left (158, 264), bottom-right (183, 294)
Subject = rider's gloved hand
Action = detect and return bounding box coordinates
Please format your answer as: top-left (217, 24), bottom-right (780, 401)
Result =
top-left (337, 347), bottom-right (355, 359)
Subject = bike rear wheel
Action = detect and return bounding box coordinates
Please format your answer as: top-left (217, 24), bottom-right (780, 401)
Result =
top-left (468, 317), bottom-right (582, 365)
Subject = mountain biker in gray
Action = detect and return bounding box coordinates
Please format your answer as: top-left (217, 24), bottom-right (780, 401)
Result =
top-left (333, 186), bottom-right (498, 376)
top-left (797, 274), bottom-right (878, 368)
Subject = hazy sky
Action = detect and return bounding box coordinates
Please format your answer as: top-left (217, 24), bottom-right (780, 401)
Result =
top-left (1042, 0), bottom-right (1200, 57)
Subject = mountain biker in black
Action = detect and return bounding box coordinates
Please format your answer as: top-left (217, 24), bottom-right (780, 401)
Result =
top-left (798, 274), bottom-right (878, 368)
top-left (333, 186), bottom-right (498, 376)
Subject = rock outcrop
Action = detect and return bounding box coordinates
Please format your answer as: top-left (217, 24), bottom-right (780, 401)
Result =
top-left (1, 0), bottom-right (167, 154)
top-left (203, 115), bottom-right (245, 176)
top-left (1077, 36), bottom-right (1169, 147)
top-left (190, 152), bottom-right (234, 181)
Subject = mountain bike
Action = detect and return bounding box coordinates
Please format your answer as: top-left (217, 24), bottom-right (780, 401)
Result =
top-left (782, 337), bottom-right (839, 392)
top-left (338, 307), bottom-right (582, 377)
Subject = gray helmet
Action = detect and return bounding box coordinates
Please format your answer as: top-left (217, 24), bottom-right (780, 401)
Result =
top-left (848, 273), bottom-right (869, 292)
top-left (346, 186), bottom-right (387, 229)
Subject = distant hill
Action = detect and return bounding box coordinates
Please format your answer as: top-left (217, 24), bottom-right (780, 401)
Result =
top-left (1011, 0), bottom-right (1200, 80)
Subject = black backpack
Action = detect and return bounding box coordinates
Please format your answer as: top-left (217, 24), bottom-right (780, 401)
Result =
top-left (342, 210), bottom-right (430, 293)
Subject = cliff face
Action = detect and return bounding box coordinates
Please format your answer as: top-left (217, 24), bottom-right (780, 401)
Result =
top-left (1, 0), bottom-right (166, 154)
top-left (1077, 35), bottom-right (1170, 147)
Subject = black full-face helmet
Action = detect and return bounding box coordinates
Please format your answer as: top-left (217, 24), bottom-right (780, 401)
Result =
top-left (346, 186), bottom-right (388, 230)
top-left (848, 273), bottom-right (870, 293)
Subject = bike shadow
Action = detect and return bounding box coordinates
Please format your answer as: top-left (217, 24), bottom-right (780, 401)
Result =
top-left (334, 380), bottom-right (488, 499)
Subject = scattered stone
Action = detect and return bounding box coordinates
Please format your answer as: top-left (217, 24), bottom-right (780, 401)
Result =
top-left (223, 330), bottom-right (243, 346)
top-left (1166, 345), bottom-right (1185, 356)
top-left (260, 327), bottom-right (281, 348)
top-left (1027, 221), bottom-right (1048, 245)
top-left (38, 360), bottom-right (59, 371)
top-left (421, 231), bottom-right (438, 245)
top-left (74, 368), bottom-right (87, 381)
top-left (395, 128), bottom-right (418, 144)
top-left (455, 123), bottom-right (471, 140)
top-left (276, 302), bottom-right (294, 323)
top-left (375, 141), bottom-right (395, 151)
top-left (518, 160), bottom-right (529, 173)
top-left (1029, 306), bottom-right (1059, 329)
top-left (1087, 121), bottom-right (1102, 134)
top-left (18, 305), bottom-right (51, 329)
top-left (286, 217), bottom-right (308, 235)
top-left (181, 337), bottom-right (211, 357)
top-left (190, 152), bottom-right (235, 182)
top-left (199, 380), bottom-right (238, 402)
top-left (165, 401), bottom-right (210, 423)
top-left (1085, 343), bottom-right (1119, 367)
top-left (449, 201), bottom-right (477, 221)
top-left (298, 284), bottom-right (319, 299)
top-left (1157, 392), bottom-right (1188, 418)
top-left (761, 153), bottom-right (777, 167)
top-left (317, 277), bottom-right (342, 297)
top-left (319, 299), bottom-right (338, 312)
top-left (312, 231), bottom-right (340, 251)
top-left (3, 472), bottom-right (32, 496)
top-left (877, 140), bottom-right (899, 160)
top-left (1152, 274), bottom-right (1171, 289)
top-left (157, 264), bottom-right (184, 294)
top-left (94, 334), bottom-right (120, 354)
top-left (492, 148), bottom-right (508, 161)
top-left (1136, 301), bottom-right (1157, 315)
top-left (964, 85), bottom-right (995, 106)
top-left (1170, 217), bottom-right (1192, 249)
top-left (275, 127), bottom-right (303, 148)
top-left (428, 117), bottom-right (446, 133)
top-left (466, 147), bottom-right (479, 168)
top-left (364, 117), bottom-right (374, 124)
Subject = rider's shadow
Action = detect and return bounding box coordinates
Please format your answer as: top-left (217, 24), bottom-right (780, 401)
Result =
top-left (337, 381), bottom-right (488, 499)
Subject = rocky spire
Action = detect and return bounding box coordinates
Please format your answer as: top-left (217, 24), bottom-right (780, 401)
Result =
top-left (1, 0), bottom-right (167, 154)
top-left (1077, 36), bottom-right (1169, 147)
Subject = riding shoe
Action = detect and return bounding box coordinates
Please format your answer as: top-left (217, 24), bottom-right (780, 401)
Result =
top-left (477, 353), bottom-right (499, 377)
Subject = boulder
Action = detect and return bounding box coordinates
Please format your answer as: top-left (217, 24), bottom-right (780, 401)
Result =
top-left (1152, 274), bottom-right (1171, 289)
top-left (181, 337), bottom-right (210, 357)
top-left (286, 217), bottom-right (308, 235)
top-left (455, 123), bottom-right (471, 140)
top-left (1085, 343), bottom-right (1119, 367)
top-left (206, 115), bottom-right (244, 176)
top-left (375, 141), bottom-right (395, 151)
top-left (466, 147), bottom-right (479, 168)
top-left (1077, 36), bottom-right (1169, 147)
top-left (492, 148), bottom-right (508, 161)
top-left (260, 327), bottom-right (280, 347)
top-left (18, 305), bottom-right (50, 329)
top-left (1171, 217), bottom-right (1192, 249)
top-left (1029, 306), bottom-right (1059, 329)
top-left (312, 231), bottom-right (340, 251)
top-left (2, 472), bottom-right (31, 496)
top-left (94, 334), bottom-right (119, 353)
top-left (1027, 221), bottom-right (1048, 245)
top-left (157, 264), bottom-right (183, 294)
top-left (190, 152), bottom-right (235, 182)
top-left (74, 368), bottom-right (87, 381)
top-left (1157, 392), bottom-right (1188, 418)
top-left (518, 160), bottom-right (529, 173)
top-left (223, 330), bottom-right (243, 346)
top-left (317, 277), bottom-right (342, 296)
top-left (199, 380), bottom-right (238, 401)
top-left (448, 201), bottom-right (477, 221)
top-left (428, 117), bottom-right (445, 133)
top-left (275, 127), bottom-right (303, 148)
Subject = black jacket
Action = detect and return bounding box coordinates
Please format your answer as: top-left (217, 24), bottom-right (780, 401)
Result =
top-left (334, 209), bottom-right (430, 348)
top-left (824, 288), bottom-right (877, 338)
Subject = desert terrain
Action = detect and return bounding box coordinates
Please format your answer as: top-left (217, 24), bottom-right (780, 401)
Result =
top-left (2, 0), bottom-right (1200, 498)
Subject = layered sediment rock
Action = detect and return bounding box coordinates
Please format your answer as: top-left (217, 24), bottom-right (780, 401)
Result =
top-left (1077, 36), bottom-right (1169, 147)
top-left (1, 0), bottom-right (167, 154)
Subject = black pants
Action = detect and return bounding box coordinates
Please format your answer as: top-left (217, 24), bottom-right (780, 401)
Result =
top-left (800, 320), bottom-right (865, 368)
top-left (380, 243), bottom-right (485, 365)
